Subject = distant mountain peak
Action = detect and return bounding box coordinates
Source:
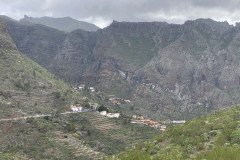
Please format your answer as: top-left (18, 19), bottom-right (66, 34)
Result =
top-left (20, 15), bottom-right (100, 32)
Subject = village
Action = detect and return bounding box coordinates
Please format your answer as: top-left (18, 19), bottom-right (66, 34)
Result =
top-left (71, 104), bottom-right (185, 132)
top-left (72, 85), bottom-right (186, 132)
top-left (130, 115), bottom-right (185, 132)
top-left (73, 85), bottom-right (132, 105)
top-left (70, 104), bottom-right (120, 118)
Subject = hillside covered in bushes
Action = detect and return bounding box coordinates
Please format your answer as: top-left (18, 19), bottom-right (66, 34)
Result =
top-left (108, 105), bottom-right (240, 160)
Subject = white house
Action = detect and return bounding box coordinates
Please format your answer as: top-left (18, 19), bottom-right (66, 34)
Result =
top-left (109, 98), bottom-right (115, 101)
top-left (99, 111), bottom-right (107, 116)
top-left (107, 113), bottom-right (120, 118)
top-left (88, 87), bottom-right (95, 92)
top-left (79, 85), bottom-right (85, 89)
top-left (124, 100), bottom-right (131, 103)
top-left (160, 125), bottom-right (166, 129)
top-left (172, 120), bottom-right (186, 124)
top-left (71, 106), bottom-right (83, 112)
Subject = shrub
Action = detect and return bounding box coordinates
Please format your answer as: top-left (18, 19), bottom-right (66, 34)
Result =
top-left (82, 102), bottom-right (91, 108)
top-left (0, 90), bottom-right (11, 98)
top-left (53, 92), bottom-right (61, 99)
top-left (97, 105), bottom-right (109, 112)
top-left (64, 123), bottom-right (75, 132)
top-left (196, 146), bottom-right (240, 160)
top-left (26, 117), bottom-right (34, 124)
top-left (196, 143), bottom-right (204, 151)
top-left (209, 130), bottom-right (220, 136)
top-left (43, 116), bottom-right (49, 121)
top-left (230, 130), bottom-right (240, 144)
top-left (156, 135), bottom-right (164, 143)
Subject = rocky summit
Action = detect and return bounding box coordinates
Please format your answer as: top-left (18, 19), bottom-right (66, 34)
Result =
top-left (3, 17), bottom-right (240, 120)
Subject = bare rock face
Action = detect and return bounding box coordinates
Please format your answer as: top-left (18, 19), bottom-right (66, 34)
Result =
top-left (4, 17), bottom-right (240, 119)
top-left (0, 20), bottom-right (17, 50)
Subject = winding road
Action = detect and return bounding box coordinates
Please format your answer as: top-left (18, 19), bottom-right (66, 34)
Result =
top-left (0, 110), bottom-right (95, 122)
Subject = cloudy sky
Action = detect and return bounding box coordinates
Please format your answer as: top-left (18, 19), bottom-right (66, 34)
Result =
top-left (1, 0), bottom-right (240, 28)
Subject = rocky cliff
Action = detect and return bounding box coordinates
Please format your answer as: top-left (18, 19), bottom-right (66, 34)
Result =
top-left (3, 17), bottom-right (240, 119)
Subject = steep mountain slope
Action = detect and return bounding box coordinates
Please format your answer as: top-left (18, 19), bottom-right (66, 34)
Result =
top-left (0, 15), bottom-right (66, 69)
top-left (20, 15), bottom-right (100, 32)
top-left (107, 105), bottom-right (240, 160)
top-left (4, 17), bottom-right (240, 120)
top-left (0, 19), bottom-right (162, 160)
top-left (50, 19), bottom-right (240, 119)
top-left (0, 19), bottom-right (82, 119)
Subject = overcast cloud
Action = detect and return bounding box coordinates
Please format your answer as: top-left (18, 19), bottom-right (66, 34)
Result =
top-left (1, 0), bottom-right (240, 28)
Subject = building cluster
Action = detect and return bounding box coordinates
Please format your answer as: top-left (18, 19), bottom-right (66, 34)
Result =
top-left (131, 115), bottom-right (166, 132)
top-left (108, 95), bottom-right (131, 105)
top-left (162, 119), bottom-right (186, 124)
top-left (70, 105), bottom-right (84, 112)
top-left (89, 87), bottom-right (95, 92)
top-left (73, 85), bottom-right (95, 92)
top-left (99, 110), bottom-right (120, 118)
top-left (131, 116), bottom-right (186, 132)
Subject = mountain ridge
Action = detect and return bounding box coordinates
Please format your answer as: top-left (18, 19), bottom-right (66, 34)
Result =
top-left (20, 15), bottom-right (100, 32)
top-left (2, 16), bottom-right (240, 120)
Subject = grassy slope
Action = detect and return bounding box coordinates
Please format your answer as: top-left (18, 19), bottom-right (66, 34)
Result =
top-left (108, 105), bottom-right (240, 160)
top-left (0, 19), bottom-right (83, 118)
top-left (0, 113), bottom-right (161, 160)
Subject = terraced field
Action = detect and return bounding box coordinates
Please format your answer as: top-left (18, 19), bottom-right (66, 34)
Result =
top-left (0, 111), bottom-right (162, 159)
top-left (53, 130), bottom-right (105, 160)
top-left (89, 113), bottom-right (121, 132)
top-left (85, 113), bottom-right (161, 151)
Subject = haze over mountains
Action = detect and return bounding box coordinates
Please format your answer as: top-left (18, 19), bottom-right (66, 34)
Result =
top-left (2, 15), bottom-right (240, 120)
top-left (20, 15), bottom-right (100, 32)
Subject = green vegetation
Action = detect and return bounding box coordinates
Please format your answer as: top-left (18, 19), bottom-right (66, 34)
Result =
top-left (107, 34), bottom-right (156, 68)
top-left (195, 146), bottom-right (240, 160)
top-left (108, 105), bottom-right (240, 160)
top-left (0, 112), bottom-right (161, 159)
top-left (97, 104), bottom-right (109, 112)
top-left (0, 47), bottom-right (84, 118)
top-left (0, 19), bottom-right (84, 118)
top-left (0, 152), bottom-right (16, 160)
